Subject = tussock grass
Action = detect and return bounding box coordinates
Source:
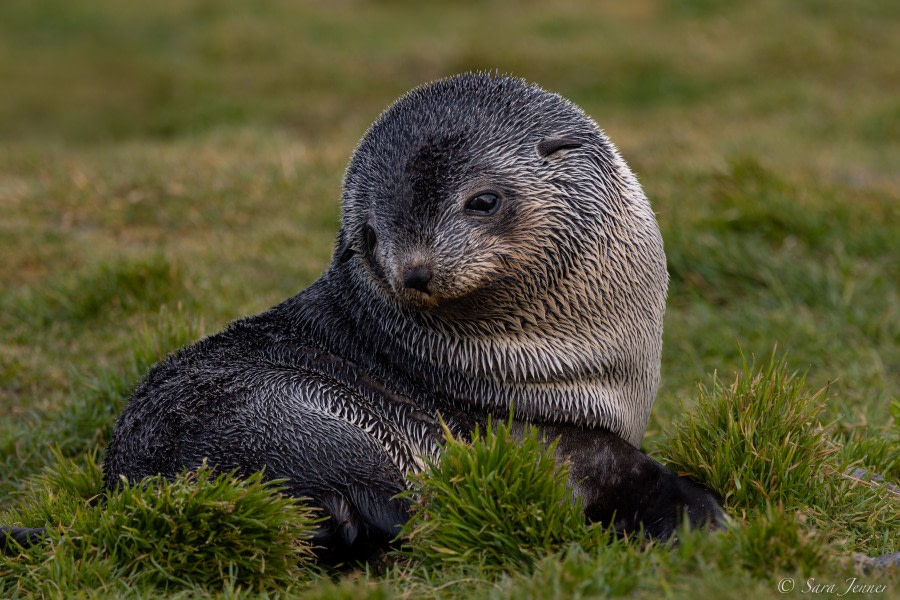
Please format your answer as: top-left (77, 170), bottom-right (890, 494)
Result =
top-left (661, 355), bottom-right (898, 556)
top-left (1, 459), bottom-right (319, 596)
top-left (663, 354), bottom-right (832, 509)
top-left (399, 418), bottom-right (599, 573)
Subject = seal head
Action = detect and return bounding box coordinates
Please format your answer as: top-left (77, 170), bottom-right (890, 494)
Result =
top-left (334, 74), bottom-right (668, 446)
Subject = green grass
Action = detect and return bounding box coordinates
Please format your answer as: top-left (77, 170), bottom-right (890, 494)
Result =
top-left (399, 418), bottom-right (599, 572)
top-left (662, 356), bottom-right (898, 556)
top-left (663, 356), bottom-right (834, 510)
top-left (2, 456), bottom-right (320, 597)
top-left (1, 0), bottom-right (897, 596)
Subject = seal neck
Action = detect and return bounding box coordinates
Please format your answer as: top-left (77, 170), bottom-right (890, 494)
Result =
top-left (294, 256), bottom-right (663, 447)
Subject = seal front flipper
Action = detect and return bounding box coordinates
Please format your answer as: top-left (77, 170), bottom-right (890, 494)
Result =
top-left (312, 488), bottom-right (410, 564)
top-left (637, 472), bottom-right (727, 539)
top-left (548, 425), bottom-right (725, 539)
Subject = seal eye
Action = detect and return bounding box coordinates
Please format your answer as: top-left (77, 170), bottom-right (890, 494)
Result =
top-left (363, 224), bottom-right (377, 253)
top-left (465, 192), bottom-right (500, 216)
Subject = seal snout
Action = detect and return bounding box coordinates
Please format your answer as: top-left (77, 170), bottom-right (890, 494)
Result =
top-left (403, 266), bottom-right (432, 294)
top-left (392, 254), bottom-right (441, 310)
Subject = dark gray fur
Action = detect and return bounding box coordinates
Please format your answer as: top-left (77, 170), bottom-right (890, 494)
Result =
top-left (13, 74), bottom-right (725, 560)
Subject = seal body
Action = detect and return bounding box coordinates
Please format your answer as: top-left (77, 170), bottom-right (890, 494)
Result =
top-left (103, 74), bottom-right (722, 558)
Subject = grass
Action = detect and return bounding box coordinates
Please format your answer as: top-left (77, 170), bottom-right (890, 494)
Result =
top-left (2, 458), bottom-right (320, 596)
top-left (398, 418), bottom-right (598, 572)
top-left (663, 355), bottom-right (834, 510)
top-left (662, 356), bottom-right (898, 556)
top-left (0, 0), bottom-right (897, 596)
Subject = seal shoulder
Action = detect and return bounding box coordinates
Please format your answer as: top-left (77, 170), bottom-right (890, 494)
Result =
top-left (104, 299), bottom-right (442, 487)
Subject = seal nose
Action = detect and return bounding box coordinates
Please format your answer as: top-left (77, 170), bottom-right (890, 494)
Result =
top-left (403, 266), bottom-right (432, 294)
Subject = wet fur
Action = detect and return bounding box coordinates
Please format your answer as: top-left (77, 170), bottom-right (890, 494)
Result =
top-left (6, 74), bottom-right (724, 559)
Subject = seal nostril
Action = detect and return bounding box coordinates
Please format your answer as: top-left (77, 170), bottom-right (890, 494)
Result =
top-left (403, 266), bottom-right (432, 294)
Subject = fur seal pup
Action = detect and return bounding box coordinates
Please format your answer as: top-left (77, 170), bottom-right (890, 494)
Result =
top-left (2, 74), bottom-right (723, 559)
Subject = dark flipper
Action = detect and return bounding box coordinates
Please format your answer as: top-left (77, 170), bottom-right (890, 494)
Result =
top-left (546, 425), bottom-right (726, 539)
top-left (0, 526), bottom-right (47, 553)
top-left (311, 490), bottom-right (410, 564)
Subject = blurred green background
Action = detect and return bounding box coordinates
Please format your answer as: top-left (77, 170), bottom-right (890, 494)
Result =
top-left (1, 0), bottom-right (897, 464)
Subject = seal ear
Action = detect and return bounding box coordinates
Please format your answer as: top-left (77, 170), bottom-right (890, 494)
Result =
top-left (336, 231), bottom-right (357, 264)
top-left (339, 246), bottom-right (356, 264)
top-left (537, 136), bottom-right (582, 159)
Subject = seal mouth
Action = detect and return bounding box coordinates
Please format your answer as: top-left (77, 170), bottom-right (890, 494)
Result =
top-left (395, 288), bottom-right (440, 311)
top-left (387, 260), bottom-right (519, 314)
